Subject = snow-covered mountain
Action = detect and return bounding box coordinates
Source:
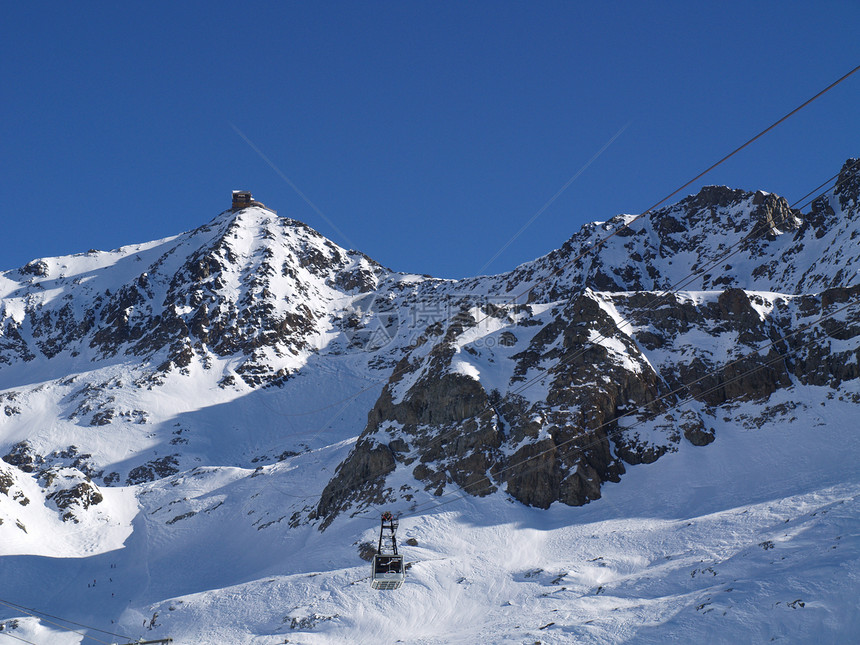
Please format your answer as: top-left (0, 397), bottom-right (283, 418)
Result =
top-left (1, 161), bottom-right (858, 644)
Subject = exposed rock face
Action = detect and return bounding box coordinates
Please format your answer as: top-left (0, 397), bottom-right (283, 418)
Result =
top-left (127, 456), bottom-right (181, 485)
top-left (1, 208), bottom-right (387, 387)
top-left (315, 270), bottom-right (860, 525)
top-left (39, 467), bottom-right (104, 523)
top-left (0, 463), bottom-right (30, 507)
top-left (1, 161), bottom-right (859, 531)
top-left (312, 162), bottom-right (860, 526)
top-left (315, 441), bottom-right (397, 527)
top-left (2, 441), bottom-right (41, 473)
top-left (47, 480), bottom-right (104, 522)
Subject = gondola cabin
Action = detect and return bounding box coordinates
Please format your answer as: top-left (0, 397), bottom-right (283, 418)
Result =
top-left (371, 511), bottom-right (405, 590)
top-left (371, 553), bottom-right (405, 590)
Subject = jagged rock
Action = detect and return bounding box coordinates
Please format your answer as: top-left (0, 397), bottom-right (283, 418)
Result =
top-left (357, 542), bottom-right (377, 561)
top-left (2, 441), bottom-right (42, 473)
top-left (90, 409), bottom-right (115, 426)
top-left (166, 511), bottom-right (196, 525)
top-left (126, 455), bottom-right (181, 485)
top-left (678, 410), bottom-right (715, 446)
top-left (0, 467), bottom-right (16, 496)
top-left (48, 481), bottom-right (104, 522)
top-left (315, 441), bottom-right (396, 529)
top-left (835, 158), bottom-right (860, 210)
top-left (1, 161), bottom-right (859, 534)
top-left (0, 392), bottom-right (22, 417)
top-left (38, 467), bottom-right (105, 522)
top-left (504, 435), bottom-right (617, 509)
top-left (748, 192), bottom-right (801, 241)
top-left (20, 260), bottom-right (49, 277)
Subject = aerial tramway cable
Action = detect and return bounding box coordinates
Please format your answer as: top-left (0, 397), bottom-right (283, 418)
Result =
top-left (0, 632), bottom-right (38, 645)
top-left (0, 597), bottom-right (133, 645)
top-left (792, 165), bottom-right (854, 211)
top-left (253, 64), bottom-right (860, 426)
top-left (254, 70), bottom-right (860, 514)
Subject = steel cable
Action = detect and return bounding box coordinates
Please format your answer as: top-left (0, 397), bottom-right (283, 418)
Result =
top-left (250, 66), bottom-right (860, 426)
top-left (0, 598), bottom-right (133, 645)
top-left (335, 168), bottom-right (860, 519)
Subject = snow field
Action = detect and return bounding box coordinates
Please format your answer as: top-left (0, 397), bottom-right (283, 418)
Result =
top-left (41, 385), bottom-right (848, 645)
top-left (1, 184), bottom-right (859, 643)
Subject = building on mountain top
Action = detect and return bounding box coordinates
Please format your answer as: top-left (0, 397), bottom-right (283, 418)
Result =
top-left (231, 190), bottom-right (274, 212)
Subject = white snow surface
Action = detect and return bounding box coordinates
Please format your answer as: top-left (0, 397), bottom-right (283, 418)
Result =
top-left (3, 386), bottom-right (857, 644)
top-left (1, 185), bottom-right (859, 643)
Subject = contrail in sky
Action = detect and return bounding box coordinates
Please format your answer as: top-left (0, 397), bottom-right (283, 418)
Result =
top-left (478, 121), bottom-right (631, 275)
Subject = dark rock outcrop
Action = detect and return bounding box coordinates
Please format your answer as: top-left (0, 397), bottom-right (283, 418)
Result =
top-left (127, 456), bottom-right (181, 485)
top-left (1, 160), bottom-right (859, 533)
top-left (312, 156), bottom-right (860, 527)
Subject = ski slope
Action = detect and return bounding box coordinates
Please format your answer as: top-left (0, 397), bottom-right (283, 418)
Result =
top-left (2, 385), bottom-right (857, 644)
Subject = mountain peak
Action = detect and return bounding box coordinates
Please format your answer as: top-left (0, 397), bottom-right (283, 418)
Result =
top-left (835, 157), bottom-right (860, 208)
top-left (1, 164), bottom-right (859, 643)
top-left (687, 184), bottom-right (751, 209)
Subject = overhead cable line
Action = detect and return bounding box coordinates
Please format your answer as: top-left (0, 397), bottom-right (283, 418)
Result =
top-left (0, 600), bottom-right (134, 644)
top-left (0, 632), bottom-right (38, 645)
top-left (256, 63), bottom-right (860, 426)
top-left (0, 598), bottom-right (133, 643)
top-left (497, 65), bottom-right (860, 309)
top-left (0, 599), bottom-right (121, 645)
top-left (794, 169), bottom-right (847, 208)
top-left (478, 121), bottom-right (631, 275)
top-left (794, 162), bottom-right (859, 213)
top-left (477, 157), bottom-right (859, 421)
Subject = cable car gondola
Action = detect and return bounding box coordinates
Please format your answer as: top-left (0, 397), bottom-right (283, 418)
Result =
top-left (371, 511), bottom-right (405, 590)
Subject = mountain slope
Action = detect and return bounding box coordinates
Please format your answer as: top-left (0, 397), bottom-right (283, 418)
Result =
top-left (316, 160), bottom-right (860, 525)
top-left (0, 161), bottom-right (858, 644)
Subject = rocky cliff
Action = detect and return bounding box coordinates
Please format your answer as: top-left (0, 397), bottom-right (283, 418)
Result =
top-left (0, 161), bottom-right (858, 536)
top-left (314, 159), bottom-right (860, 525)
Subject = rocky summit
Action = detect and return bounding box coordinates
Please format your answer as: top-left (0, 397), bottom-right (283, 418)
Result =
top-left (313, 160), bottom-right (860, 525)
top-left (0, 161), bottom-right (858, 643)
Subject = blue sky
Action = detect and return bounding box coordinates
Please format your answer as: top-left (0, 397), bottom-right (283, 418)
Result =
top-left (2, 2), bottom-right (859, 278)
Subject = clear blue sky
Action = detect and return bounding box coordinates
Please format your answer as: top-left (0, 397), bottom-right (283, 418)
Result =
top-left (2, 2), bottom-right (859, 278)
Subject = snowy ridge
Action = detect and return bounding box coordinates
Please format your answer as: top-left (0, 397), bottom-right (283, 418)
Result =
top-left (1, 161), bottom-right (859, 643)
